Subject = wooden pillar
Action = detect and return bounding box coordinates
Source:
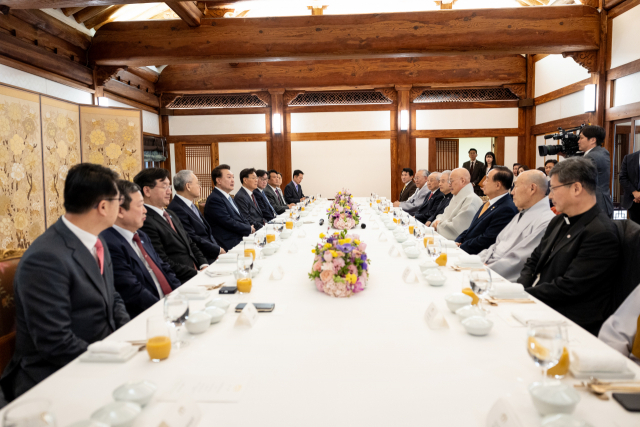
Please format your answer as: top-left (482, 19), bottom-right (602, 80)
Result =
top-left (494, 136), bottom-right (505, 166)
top-left (160, 115), bottom-right (171, 172)
top-left (268, 89), bottom-right (292, 187)
top-left (393, 85), bottom-right (412, 201)
top-left (519, 54), bottom-right (536, 169)
top-left (594, 9), bottom-right (608, 127)
top-left (428, 138), bottom-right (437, 173)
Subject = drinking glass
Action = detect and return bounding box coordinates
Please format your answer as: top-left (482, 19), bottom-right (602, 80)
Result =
top-left (426, 235), bottom-right (441, 260)
top-left (163, 293), bottom-right (190, 349)
top-left (470, 267), bottom-right (493, 311)
top-left (244, 241), bottom-right (256, 261)
top-left (526, 321), bottom-right (566, 384)
top-left (146, 315), bottom-right (171, 362)
top-left (547, 324), bottom-right (570, 379)
top-left (236, 256), bottom-right (253, 293)
top-left (266, 225), bottom-right (276, 244)
top-left (3, 398), bottom-right (56, 427)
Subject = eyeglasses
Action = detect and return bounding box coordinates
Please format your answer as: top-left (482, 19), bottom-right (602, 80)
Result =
top-left (155, 184), bottom-right (172, 191)
top-left (102, 195), bottom-right (125, 205)
top-left (549, 182), bottom-right (576, 193)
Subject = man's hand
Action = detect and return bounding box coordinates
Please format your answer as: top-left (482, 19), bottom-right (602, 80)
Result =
top-left (432, 220), bottom-right (439, 230)
top-left (300, 197), bottom-right (305, 202)
top-left (288, 203), bottom-right (296, 208)
top-left (393, 201), bottom-right (400, 207)
top-left (220, 248), bottom-right (227, 254)
top-left (199, 265), bottom-right (209, 271)
top-left (455, 242), bottom-right (461, 247)
top-left (251, 225), bottom-right (256, 233)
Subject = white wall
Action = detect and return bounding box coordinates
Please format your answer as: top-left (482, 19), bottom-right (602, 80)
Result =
top-left (416, 138), bottom-right (429, 170)
top-left (614, 72), bottom-right (640, 107)
top-left (504, 137), bottom-right (518, 170)
top-left (611, 4), bottom-right (640, 69)
top-left (534, 55), bottom-right (591, 97)
top-left (169, 114), bottom-right (265, 135)
top-left (535, 91), bottom-right (585, 125)
top-left (290, 111), bottom-right (391, 133)
top-left (415, 108), bottom-right (518, 130)
top-left (458, 138), bottom-right (492, 168)
top-left (218, 141), bottom-right (268, 195)
top-left (291, 139), bottom-right (392, 199)
top-left (0, 64), bottom-right (92, 104)
top-left (101, 98), bottom-right (160, 135)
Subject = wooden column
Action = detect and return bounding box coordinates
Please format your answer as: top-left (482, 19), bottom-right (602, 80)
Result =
top-left (160, 115), bottom-right (171, 172)
top-left (428, 138), bottom-right (437, 173)
top-left (519, 54), bottom-right (536, 168)
top-left (494, 136), bottom-right (505, 166)
top-left (267, 89), bottom-right (292, 188)
top-left (594, 10), bottom-right (608, 127)
top-left (393, 85), bottom-right (412, 201)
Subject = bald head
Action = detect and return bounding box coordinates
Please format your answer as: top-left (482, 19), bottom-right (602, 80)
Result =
top-left (512, 170), bottom-right (548, 210)
top-left (450, 168), bottom-right (470, 195)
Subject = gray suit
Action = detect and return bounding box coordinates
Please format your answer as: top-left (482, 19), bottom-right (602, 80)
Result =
top-left (0, 219), bottom-right (130, 400)
top-left (584, 146), bottom-right (613, 218)
top-left (264, 185), bottom-right (287, 214)
top-left (400, 186), bottom-right (429, 215)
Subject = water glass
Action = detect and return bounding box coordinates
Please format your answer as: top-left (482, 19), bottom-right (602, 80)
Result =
top-left (470, 268), bottom-right (493, 310)
top-left (3, 398), bottom-right (56, 427)
top-left (163, 293), bottom-right (190, 349)
top-left (526, 321), bottom-right (566, 384)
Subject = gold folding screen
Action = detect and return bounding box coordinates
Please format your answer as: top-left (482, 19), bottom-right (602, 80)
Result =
top-left (0, 83), bottom-right (143, 250)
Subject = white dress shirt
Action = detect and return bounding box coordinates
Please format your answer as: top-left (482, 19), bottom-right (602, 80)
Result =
top-left (61, 215), bottom-right (99, 264)
top-left (435, 183), bottom-right (483, 240)
top-left (488, 192), bottom-right (508, 207)
top-left (176, 194), bottom-right (203, 222)
top-left (112, 225), bottom-right (164, 298)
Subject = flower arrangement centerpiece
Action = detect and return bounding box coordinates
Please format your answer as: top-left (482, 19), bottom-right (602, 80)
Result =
top-left (309, 230), bottom-right (370, 298)
top-left (327, 190), bottom-right (360, 230)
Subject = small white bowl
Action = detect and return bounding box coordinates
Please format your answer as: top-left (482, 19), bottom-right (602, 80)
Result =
top-left (294, 221), bottom-right (303, 228)
top-left (206, 298), bottom-right (230, 311)
top-left (280, 231), bottom-right (292, 239)
top-left (386, 223), bottom-right (397, 230)
top-left (529, 383), bottom-right (581, 416)
top-left (425, 273), bottom-right (446, 287)
top-left (419, 259), bottom-right (439, 272)
top-left (112, 380), bottom-right (157, 407)
top-left (261, 245), bottom-right (276, 256)
top-left (91, 402), bottom-right (141, 427)
top-left (445, 293), bottom-right (473, 313)
top-left (395, 234), bottom-right (408, 243)
top-left (299, 211), bottom-right (309, 217)
top-left (405, 248), bottom-right (420, 259)
top-left (401, 240), bottom-right (416, 248)
top-left (461, 316), bottom-right (493, 336)
top-left (185, 311), bottom-right (211, 334)
top-left (204, 306), bottom-right (225, 324)
top-left (455, 305), bottom-right (486, 320)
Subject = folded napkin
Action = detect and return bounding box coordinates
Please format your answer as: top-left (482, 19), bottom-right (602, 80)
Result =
top-left (458, 254), bottom-right (482, 265)
top-left (511, 310), bottom-right (564, 326)
top-left (217, 253), bottom-right (239, 263)
top-left (572, 348), bottom-right (628, 373)
top-left (178, 286), bottom-right (204, 294)
top-left (438, 239), bottom-right (459, 249)
top-left (228, 247), bottom-right (244, 255)
top-left (492, 282), bottom-right (525, 296)
top-left (88, 341), bottom-right (132, 354)
top-left (205, 264), bottom-right (236, 277)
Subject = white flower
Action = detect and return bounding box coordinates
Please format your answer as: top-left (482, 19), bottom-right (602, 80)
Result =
top-left (10, 163), bottom-right (25, 181)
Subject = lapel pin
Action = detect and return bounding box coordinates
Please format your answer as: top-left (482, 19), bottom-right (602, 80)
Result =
top-left (567, 234), bottom-right (571, 238)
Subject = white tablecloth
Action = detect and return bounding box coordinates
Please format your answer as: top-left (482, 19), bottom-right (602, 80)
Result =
top-left (4, 199), bottom-right (639, 427)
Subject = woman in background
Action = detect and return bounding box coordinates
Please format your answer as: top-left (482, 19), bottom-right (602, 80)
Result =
top-left (484, 152), bottom-right (496, 176)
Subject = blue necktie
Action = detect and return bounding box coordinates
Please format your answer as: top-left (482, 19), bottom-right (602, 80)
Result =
top-left (228, 195), bottom-right (241, 215)
top-left (262, 192), bottom-right (276, 215)
top-left (191, 202), bottom-right (203, 223)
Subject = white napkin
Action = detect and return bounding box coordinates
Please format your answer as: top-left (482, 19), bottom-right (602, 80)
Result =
top-left (511, 310), bottom-right (564, 326)
top-left (204, 264), bottom-right (235, 277)
top-left (228, 247), bottom-right (244, 255)
top-left (216, 253), bottom-right (239, 263)
top-left (178, 286), bottom-right (203, 294)
top-left (88, 341), bottom-right (132, 354)
top-left (572, 348), bottom-right (628, 373)
top-left (459, 254), bottom-right (482, 265)
top-left (437, 239), bottom-right (458, 249)
top-left (492, 282), bottom-right (525, 296)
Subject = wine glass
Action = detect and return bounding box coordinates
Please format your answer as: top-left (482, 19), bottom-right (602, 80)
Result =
top-left (146, 315), bottom-right (171, 362)
top-left (163, 293), bottom-right (190, 349)
top-left (3, 398), bottom-right (56, 427)
top-left (470, 267), bottom-right (493, 311)
top-left (426, 235), bottom-right (441, 260)
top-left (526, 321), bottom-right (566, 384)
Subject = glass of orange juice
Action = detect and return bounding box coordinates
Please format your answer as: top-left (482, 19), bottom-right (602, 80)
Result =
top-left (147, 316), bottom-right (171, 362)
top-left (285, 219), bottom-right (294, 229)
top-left (236, 256), bottom-right (253, 293)
top-left (266, 225), bottom-right (276, 244)
top-left (547, 325), bottom-right (570, 378)
top-left (244, 241), bottom-right (256, 260)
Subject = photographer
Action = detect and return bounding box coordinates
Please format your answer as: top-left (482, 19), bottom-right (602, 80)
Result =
top-left (579, 125), bottom-right (613, 218)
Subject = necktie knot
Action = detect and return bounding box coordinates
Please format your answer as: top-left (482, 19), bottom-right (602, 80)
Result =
top-left (94, 239), bottom-right (104, 275)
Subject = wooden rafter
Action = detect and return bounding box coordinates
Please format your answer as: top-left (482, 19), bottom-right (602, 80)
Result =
top-left (83, 5), bottom-right (125, 29)
top-left (8, 9), bottom-right (91, 49)
top-left (167, 1), bottom-right (203, 27)
top-left (0, 0), bottom-right (181, 7)
top-left (73, 5), bottom-right (109, 23)
top-left (61, 7), bottom-right (84, 16)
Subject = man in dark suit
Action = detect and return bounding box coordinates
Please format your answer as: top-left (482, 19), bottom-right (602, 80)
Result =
top-left (134, 168), bottom-right (208, 284)
top-left (579, 125), bottom-right (613, 218)
top-left (102, 180), bottom-right (181, 318)
top-left (168, 170), bottom-right (224, 264)
top-left (398, 168), bottom-right (417, 203)
top-left (234, 168), bottom-right (266, 231)
top-left (1, 164), bottom-right (130, 400)
top-left (284, 169), bottom-right (305, 204)
top-left (455, 166), bottom-right (518, 254)
top-left (620, 149), bottom-right (640, 223)
top-left (462, 148), bottom-right (485, 196)
top-left (254, 169), bottom-right (277, 222)
top-left (424, 171), bottom-right (453, 226)
top-left (205, 164), bottom-right (254, 251)
top-left (518, 158), bottom-right (619, 336)
top-left (415, 172), bottom-right (443, 223)
top-left (264, 170), bottom-right (292, 214)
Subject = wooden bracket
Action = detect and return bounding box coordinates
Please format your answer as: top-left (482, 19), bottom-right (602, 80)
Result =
top-left (283, 91), bottom-right (304, 105)
top-left (504, 84), bottom-right (526, 99)
top-left (252, 91), bottom-right (271, 106)
top-left (410, 87), bottom-right (426, 101)
top-left (94, 65), bottom-right (127, 87)
top-left (562, 50), bottom-right (598, 73)
top-left (375, 88), bottom-right (397, 102)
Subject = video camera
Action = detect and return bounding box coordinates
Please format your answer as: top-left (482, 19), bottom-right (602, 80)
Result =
top-left (538, 124), bottom-right (586, 157)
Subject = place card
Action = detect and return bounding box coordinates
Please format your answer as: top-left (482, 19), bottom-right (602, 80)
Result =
top-left (388, 245), bottom-right (401, 257)
top-left (486, 398), bottom-right (524, 427)
top-left (236, 302), bottom-right (259, 327)
top-left (288, 243), bottom-right (298, 254)
top-left (372, 223), bottom-right (380, 230)
top-left (158, 396), bottom-right (201, 427)
top-left (269, 265), bottom-right (285, 281)
top-left (402, 266), bottom-right (418, 283)
top-left (425, 302), bottom-right (449, 330)
top-left (378, 232), bottom-right (388, 242)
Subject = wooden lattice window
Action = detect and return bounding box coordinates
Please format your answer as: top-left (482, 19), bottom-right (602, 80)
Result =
top-left (436, 139), bottom-right (459, 172)
top-left (185, 145), bottom-right (214, 197)
top-left (167, 94), bottom-right (267, 109)
top-left (414, 88), bottom-right (517, 103)
top-left (288, 91), bottom-right (392, 106)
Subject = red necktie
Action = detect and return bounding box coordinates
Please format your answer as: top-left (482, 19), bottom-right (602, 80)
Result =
top-left (428, 192), bottom-right (433, 201)
top-left (162, 210), bottom-right (177, 233)
top-left (251, 193), bottom-right (258, 207)
top-left (132, 233), bottom-right (173, 296)
top-left (94, 239), bottom-right (104, 275)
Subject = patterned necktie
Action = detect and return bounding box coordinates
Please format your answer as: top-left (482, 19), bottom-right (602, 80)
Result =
top-left (162, 210), bottom-right (177, 233)
top-left (191, 203), bottom-right (203, 223)
top-left (262, 192), bottom-right (276, 215)
top-left (276, 188), bottom-right (285, 205)
top-left (132, 233), bottom-right (173, 296)
top-left (94, 239), bottom-right (104, 275)
top-left (478, 201), bottom-right (490, 218)
top-left (251, 193), bottom-right (258, 208)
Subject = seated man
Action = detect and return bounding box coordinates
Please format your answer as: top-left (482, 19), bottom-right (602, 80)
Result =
top-left (284, 169), bottom-right (306, 204)
top-left (102, 180), bottom-right (181, 318)
top-left (168, 170), bottom-right (224, 264)
top-left (479, 170), bottom-right (555, 282)
top-left (398, 168), bottom-right (417, 202)
top-left (1, 164), bottom-right (130, 400)
top-left (254, 169), bottom-right (277, 222)
top-left (518, 158), bottom-right (619, 336)
top-left (599, 284), bottom-right (640, 366)
top-left (234, 168), bottom-right (266, 231)
top-left (205, 164), bottom-right (254, 250)
top-left (134, 168), bottom-right (208, 284)
top-left (424, 171), bottom-right (453, 226)
top-left (415, 172), bottom-right (442, 224)
top-left (433, 168), bottom-right (483, 240)
top-left (455, 167), bottom-right (518, 254)
top-left (264, 169), bottom-right (293, 214)
top-left (393, 169), bottom-right (429, 215)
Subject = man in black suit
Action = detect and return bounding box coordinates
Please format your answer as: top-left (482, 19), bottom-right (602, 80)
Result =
top-left (254, 169), bottom-right (277, 222)
top-left (518, 158), bottom-right (619, 336)
top-left (284, 169), bottom-right (305, 204)
top-left (168, 170), bottom-right (224, 264)
top-left (264, 170), bottom-right (292, 214)
top-left (205, 164), bottom-right (254, 251)
top-left (579, 125), bottom-right (613, 218)
top-left (415, 172), bottom-right (443, 223)
top-left (455, 167), bottom-right (518, 254)
top-left (102, 180), bottom-right (181, 318)
top-left (1, 164), bottom-right (130, 400)
top-left (424, 171), bottom-right (453, 226)
top-left (462, 148), bottom-right (485, 196)
top-left (234, 168), bottom-right (266, 231)
top-left (620, 149), bottom-right (640, 223)
top-left (134, 168), bottom-right (208, 284)
top-left (398, 168), bottom-right (417, 203)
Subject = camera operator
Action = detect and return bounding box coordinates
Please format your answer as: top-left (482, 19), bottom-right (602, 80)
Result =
top-left (578, 125), bottom-right (613, 218)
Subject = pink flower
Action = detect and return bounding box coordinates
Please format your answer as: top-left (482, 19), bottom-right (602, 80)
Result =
top-left (314, 278), bottom-right (324, 292)
top-left (323, 251), bottom-right (333, 262)
top-left (320, 269), bottom-right (334, 283)
top-left (313, 261), bottom-right (322, 272)
top-left (332, 257), bottom-right (345, 269)
top-left (323, 279), bottom-right (352, 298)
top-left (358, 243), bottom-right (367, 251)
top-left (348, 264), bottom-right (358, 275)
top-left (351, 234), bottom-right (360, 240)
top-left (353, 278), bottom-right (365, 293)
top-left (337, 205), bottom-right (344, 212)
top-left (335, 251), bottom-right (345, 257)
top-left (352, 249), bottom-right (362, 258)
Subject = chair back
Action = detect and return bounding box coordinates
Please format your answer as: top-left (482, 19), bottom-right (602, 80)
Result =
top-left (0, 249), bottom-right (23, 375)
top-left (613, 220), bottom-right (640, 313)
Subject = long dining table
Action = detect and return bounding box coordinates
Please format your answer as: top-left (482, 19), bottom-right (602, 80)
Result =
top-left (3, 198), bottom-right (640, 427)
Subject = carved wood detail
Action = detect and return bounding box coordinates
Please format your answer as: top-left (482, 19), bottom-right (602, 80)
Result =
top-left (562, 50), bottom-right (598, 73)
top-left (161, 93), bottom-right (182, 108)
top-left (504, 84), bottom-right (526, 99)
top-left (252, 91), bottom-right (271, 106)
top-left (283, 91), bottom-right (305, 105)
top-left (375, 88), bottom-right (397, 102)
top-left (94, 65), bottom-right (127, 86)
top-left (410, 87), bottom-right (426, 101)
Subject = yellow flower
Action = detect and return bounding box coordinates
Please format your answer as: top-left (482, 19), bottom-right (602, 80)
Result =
top-left (89, 128), bottom-right (105, 147)
top-left (121, 155), bottom-right (138, 174)
top-left (354, 239), bottom-right (360, 245)
top-left (105, 142), bottom-right (122, 160)
top-left (338, 191), bottom-right (342, 195)
top-left (46, 122), bottom-right (57, 139)
top-left (329, 250), bottom-right (338, 258)
top-left (13, 212), bottom-right (28, 231)
top-left (12, 190), bottom-right (28, 210)
top-left (345, 273), bottom-right (357, 285)
top-left (56, 140), bottom-right (68, 158)
top-left (311, 249), bottom-right (316, 254)
top-left (0, 116), bottom-right (11, 137)
top-left (104, 119), bottom-right (119, 133)
top-left (319, 233), bottom-right (325, 238)
top-left (323, 243), bottom-right (332, 250)
top-left (10, 163), bottom-right (25, 181)
top-left (7, 103), bottom-right (22, 121)
top-left (9, 134), bottom-right (25, 156)
top-left (123, 128), bottom-right (135, 142)
top-left (88, 151), bottom-right (104, 165)
top-left (338, 238), bottom-right (352, 245)
top-left (66, 128), bottom-right (76, 144)
top-left (56, 113), bottom-right (67, 129)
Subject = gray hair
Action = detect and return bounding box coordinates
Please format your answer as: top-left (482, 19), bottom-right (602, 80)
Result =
top-left (417, 169), bottom-right (430, 178)
top-left (173, 169), bottom-right (195, 192)
top-left (440, 170), bottom-right (451, 178)
top-left (548, 158), bottom-right (596, 195)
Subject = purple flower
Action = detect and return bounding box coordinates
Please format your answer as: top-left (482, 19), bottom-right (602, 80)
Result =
top-left (362, 262), bottom-right (368, 270)
top-left (337, 244), bottom-right (352, 253)
top-left (360, 254), bottom-right (367, 261)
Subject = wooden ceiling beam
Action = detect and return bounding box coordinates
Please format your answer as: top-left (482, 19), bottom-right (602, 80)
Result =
top-left (73, 5), bottom-right (109, 23)
top-left (9, 9), bottom-right (91, 50)
top-left (167, 1), bottom-right (203, 27)
top-left (61, 7), bottom-right (84, 16)
top-left (0, 0), bottom-right (184, 7)
top-left (128, 66), bottom-right (160, 83)
top-left (83, 4), bottom-right (125, 30)
top-left (90, 6), bottom-right (600, 66)
top-left (156, 55), bottom-right (527, 93)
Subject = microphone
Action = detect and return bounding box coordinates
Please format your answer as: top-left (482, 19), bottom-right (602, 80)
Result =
top-left (359, 223), bottom-right (367, 229)
top-left (319, 219), bottom-right (324, 226)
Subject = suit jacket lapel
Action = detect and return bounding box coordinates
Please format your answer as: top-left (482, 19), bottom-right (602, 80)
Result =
top-left (116, 231), bottom-right (156, 288)
top-left (543, 209), bottom-right (598, 266)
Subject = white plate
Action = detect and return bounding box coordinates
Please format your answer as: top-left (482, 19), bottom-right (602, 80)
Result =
top-left (569, 366), bottom-right (636, 380)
